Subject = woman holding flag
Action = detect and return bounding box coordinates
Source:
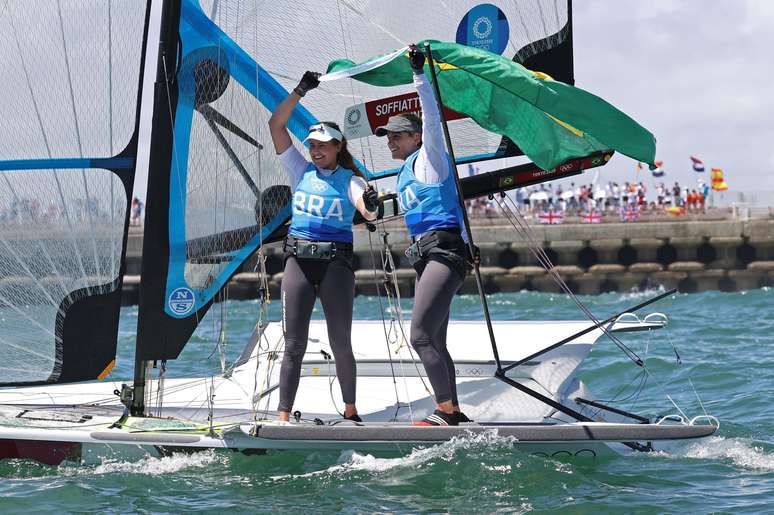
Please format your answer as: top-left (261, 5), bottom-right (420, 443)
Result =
top-left (374, 45), bottom-right (471, 426)
top-left (268, 72), bottom-right (379, 423)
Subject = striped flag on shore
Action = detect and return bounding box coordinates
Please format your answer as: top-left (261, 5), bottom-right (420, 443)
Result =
top-left (539, 209), bottom-right (564, 225)
top-left (652, 160), bottom-right (665, 177)
top-left (711, 168), bottom-right (728, 191)
top-left (620, 206), bottom-right (640, 222)
top-left (582, 210), bottom-right (602, 224)
top-left (691, 156), bottom-right (705, 172)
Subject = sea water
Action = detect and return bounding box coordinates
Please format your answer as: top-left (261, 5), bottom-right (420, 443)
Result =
top-left (1, 288), bottom-right (772, 513)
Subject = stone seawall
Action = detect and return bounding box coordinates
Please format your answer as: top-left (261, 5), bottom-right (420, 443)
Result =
top-left (118, 216), bottom-right (774, 303)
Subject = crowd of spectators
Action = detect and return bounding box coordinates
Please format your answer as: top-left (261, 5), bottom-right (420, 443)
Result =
top-left (465, 180), bottom-right (713, 218)
top-left (0, 197), bottom-right (142, 224)
top-left (0, 197), bottom-right (104, 223)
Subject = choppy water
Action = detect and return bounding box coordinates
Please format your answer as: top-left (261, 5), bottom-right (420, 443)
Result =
top-left (2, 288), bottom-right (773, 513)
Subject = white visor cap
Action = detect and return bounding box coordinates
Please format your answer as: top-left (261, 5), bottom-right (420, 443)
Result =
top-left (303, 123), bottom-right (343, 144)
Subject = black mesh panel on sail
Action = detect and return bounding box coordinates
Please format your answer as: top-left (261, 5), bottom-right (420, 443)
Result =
top-left (0, 1), bottom-right (150, 384)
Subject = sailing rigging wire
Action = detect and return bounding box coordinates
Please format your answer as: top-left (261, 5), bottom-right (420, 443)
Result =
top-left (365, 224), bottom-right (435, 420)
top-left (56, 0), bottom-right (103, 284)
top-left (154, 360), bottom-right (167, 417)
top-left (7, 6), bottom-right (91, 302)
top-left (365, 229), bottom-right (402, 409)
top-left (493, 192), bottom-right (645, 366)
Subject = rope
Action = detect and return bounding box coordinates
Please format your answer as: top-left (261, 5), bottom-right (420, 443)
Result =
top-left (365, 222), bottom-right (435, 421)
top-left (365, 228), bottom-right (401, 409)
top-left (493, 193), bottom-right (644, 366)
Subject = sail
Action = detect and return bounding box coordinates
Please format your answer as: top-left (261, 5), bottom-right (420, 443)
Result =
top-left (134, 0), bottom-right (582, 361)
top-left (249, 0), bottom-right (573, 177)
top-left (0, 1), bottom-right (151, 384)
top-left (324, 41), bottom-right (656, 171)
top-left (136, 0), bottom-right (306, 361)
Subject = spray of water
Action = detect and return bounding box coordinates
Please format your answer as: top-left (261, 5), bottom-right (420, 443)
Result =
top-left (270, 430), bottom-right (518, 481)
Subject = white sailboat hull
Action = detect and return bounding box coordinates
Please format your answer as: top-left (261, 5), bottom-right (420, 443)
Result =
top-left (0, 319), bottom-right (716, 464)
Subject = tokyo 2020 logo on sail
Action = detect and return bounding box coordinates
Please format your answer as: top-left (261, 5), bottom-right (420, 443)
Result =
top-left (346, 108), bottom-right (361, 126)
top-left (472, 16), bottom-right (493, 39)
top-left (456, 4), bottom-right (509, 55)
top-left (168, 287), bottom-right (195, 316)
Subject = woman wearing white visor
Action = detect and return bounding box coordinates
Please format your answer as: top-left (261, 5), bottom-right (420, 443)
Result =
top-left (268, 72), bottom-right (378, 423)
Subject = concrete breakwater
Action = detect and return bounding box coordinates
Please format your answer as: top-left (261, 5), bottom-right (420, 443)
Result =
top-left (118, 216), bottom-right (774, 303)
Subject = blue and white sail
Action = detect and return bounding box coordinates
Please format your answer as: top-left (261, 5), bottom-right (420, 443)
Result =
top-left (0, 1), bottom-right (151, 384)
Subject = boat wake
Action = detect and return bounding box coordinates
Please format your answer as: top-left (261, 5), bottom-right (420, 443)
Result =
top-left (664, 436), bottom-right (774, 471)
top-left (270, 430), bottom-right (518, 481)
top-left (61, 449), bottom-right (226, 477)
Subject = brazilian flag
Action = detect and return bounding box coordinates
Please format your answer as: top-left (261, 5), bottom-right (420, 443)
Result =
top-left (325, 41), bottom-right (656, 172)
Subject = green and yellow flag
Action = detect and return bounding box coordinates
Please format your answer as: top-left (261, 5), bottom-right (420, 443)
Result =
top-left (324, 41), bottom-right (656, 172)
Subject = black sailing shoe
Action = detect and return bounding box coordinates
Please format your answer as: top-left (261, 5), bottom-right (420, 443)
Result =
top-left (453, 411), bottom-right (473, 424)
top-left (344, 413), bottom-right (363, 423)
top-left (413, 410), bottom-right (458, 426)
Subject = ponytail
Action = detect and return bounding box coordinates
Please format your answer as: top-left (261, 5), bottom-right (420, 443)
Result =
top-left (320, 121), bottom-right (367, 180)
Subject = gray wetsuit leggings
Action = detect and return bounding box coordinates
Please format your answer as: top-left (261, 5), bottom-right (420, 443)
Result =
top-left (278, 255), bottom-right (356, 413)
top-left (411, 257), bottom-right (464, 406)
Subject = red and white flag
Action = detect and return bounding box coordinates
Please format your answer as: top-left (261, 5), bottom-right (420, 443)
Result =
top-left (582, 210), bottom-right (602, 224)
top-left (620, 206), bottom-right (640, 222)
top-left (539, 209), bottom-right (564, 225)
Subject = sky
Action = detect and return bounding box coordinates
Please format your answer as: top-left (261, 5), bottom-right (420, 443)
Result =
top-left (569, 0), bottom-right (774, 197)
top-left (132, 0), bottom-right (774, 203)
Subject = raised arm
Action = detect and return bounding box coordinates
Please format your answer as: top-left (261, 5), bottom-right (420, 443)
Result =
top-left (267, 71), bottom-right (320, 154)
top-left (410, 45), bottom-right (449, 183)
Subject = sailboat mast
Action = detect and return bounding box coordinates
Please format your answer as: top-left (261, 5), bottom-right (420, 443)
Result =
top-left (423, 42), bottom-right (502, 370)
top-left (132, 0), bottom-right (182, 416)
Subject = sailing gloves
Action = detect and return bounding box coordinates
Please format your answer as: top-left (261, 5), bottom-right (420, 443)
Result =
top-left (408, 44), bottom-right (425, 73)
top-left (294, 71), bottom-right (320, 97)
top-left (363, 185), bottom-right (380, 212)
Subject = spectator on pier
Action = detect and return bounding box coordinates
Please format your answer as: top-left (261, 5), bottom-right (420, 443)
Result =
top-left (546, 183), bottom-right (554, 209)
top-left (700, 180), bottom-right (710, 200)
top-left (611, 182), bottom-right (620, 211)
top-left (514, 187), bottom-right (524, 210)
top-left (555, 185), bottom-right (565, 212)
top-left (656, 182), bottom-right (665, 207)
top-left (620, 182), bottom-right (629, 206)
top-left (565, 182), bottom-right (576, 212)
top-left (637, 186), bottom-right (646, 208)
top-left (686, 189), bottom-right (695, 212)
top-left (697, 188), bottom-right (706, 213)
top-left (522, 186), bottom-right (531, 211)
top-left (672, 182), bottom-right (682, 207)
top-left (604, 182), bottom-right (613, 211)
top-left (131, 197), bottom-right (143, 226)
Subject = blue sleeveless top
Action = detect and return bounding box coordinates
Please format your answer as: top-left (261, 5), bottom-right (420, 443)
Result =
top-left (396, 149), bottom-right (461, 237)
top-left (289, 163), bottom-right (356, 243)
